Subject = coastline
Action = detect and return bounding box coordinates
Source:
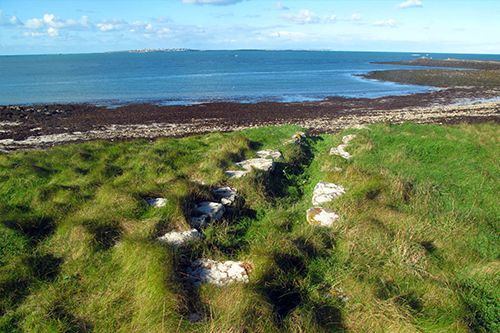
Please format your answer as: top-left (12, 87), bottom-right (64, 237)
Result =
top-left (1, 86), bottom-right (499, 151)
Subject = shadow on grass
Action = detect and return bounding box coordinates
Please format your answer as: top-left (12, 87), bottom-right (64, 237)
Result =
top-left (0, 278), bottom-right (31, 316)
top-left (0, 254), bottom-right (63, 317)
top-left (84, 222), bottom-right (123, 250)
top-left (25, 254), bottom-right (63, 281)
top-left (50, 302), bottom-right (94, 332)
top-left (264, 136), bottom-right (322, 201)
top-left (3, 216), bottom-right (56, 245)
top-left (258, 236), bottom-right (344, 331)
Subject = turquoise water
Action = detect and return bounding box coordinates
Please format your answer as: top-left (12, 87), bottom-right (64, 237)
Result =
top-left (1, 50), bottom-right (499, 106)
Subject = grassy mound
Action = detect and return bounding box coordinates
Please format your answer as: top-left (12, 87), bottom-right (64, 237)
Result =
top-left (0, 123), bottom-right (498, 332)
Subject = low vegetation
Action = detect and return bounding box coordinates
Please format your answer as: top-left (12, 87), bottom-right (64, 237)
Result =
top-left (0, 123), bottom-right (498, 332)
top-left (374, 58), bottom-right (500, 70)
top-left (364, 69), bottom-right (500, 88)
top-left (364, 58), bottom-right (500, 88)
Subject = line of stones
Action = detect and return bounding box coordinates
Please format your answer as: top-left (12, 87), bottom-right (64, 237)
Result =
top-left (306, 134), bottom-right (357, 227)
top-left (148, 147), bottom-right (284, 288)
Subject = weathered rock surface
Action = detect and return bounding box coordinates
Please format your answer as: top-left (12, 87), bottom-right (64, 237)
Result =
top-left (329, 134), bottom-right (357, 160)
top-left (224, 170), bottom-right (248, 179)
top-left (189, 201), bottom-right (225, 228)
top-left (145, 197), bottom-right (167, 208)
top-left (187, 259), bottom-right (251, 286)
top-left (157, 229), bottom-right (202, 246)
top-left (256, 149), bottom-right (282, 160)
top-left (212, 186), bottom-right (238, 205)
top-left (236, 158), bottom-right (274, 172)
top-left (307, 207), bottom-right (339, 227)
top-left (312, 182), bottom-right (345, 206)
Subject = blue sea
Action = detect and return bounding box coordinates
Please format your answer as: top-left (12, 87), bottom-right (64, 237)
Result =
top-left (1, 50), bottom-right (499, 106)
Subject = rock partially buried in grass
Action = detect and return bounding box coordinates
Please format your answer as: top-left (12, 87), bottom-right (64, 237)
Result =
top-left (307, 207), bottom-right (339, 227)
top-left (145, 197), bottom-right (167, 208)
top-left (224, 170), bottom-right (248, 179)
top-left (312, 182), bottom-right (345, 206)
top-left (189, 201), bottom-right (225, 228)
top-left (187, 259), bottom-right (251, 286)
top-left (256, 149), bottom-right (282, 160)
top-left (236, 158), bottom-right (274, 172)
top-left (329, 134), bottom-right (357, 160)
top-left (292, 131), bottom-right (306, 143)
top-left (212, 186), bottom-right (237, 205)
top-left (157, 229), bottom-right (202, 247)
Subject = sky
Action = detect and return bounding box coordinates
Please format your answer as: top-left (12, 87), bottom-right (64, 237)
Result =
top-left (0, 0), bottom-right (499, 55)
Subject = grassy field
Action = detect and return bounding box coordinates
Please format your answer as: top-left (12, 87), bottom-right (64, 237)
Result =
top-left (0, 123), bottom-right (499, 332)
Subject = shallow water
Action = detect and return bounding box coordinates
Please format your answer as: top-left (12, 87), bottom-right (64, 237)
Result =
top-left (1, 50), bottom-right (499, 106)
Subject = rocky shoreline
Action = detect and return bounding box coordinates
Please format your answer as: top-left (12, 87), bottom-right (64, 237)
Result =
top-left (1, 87), bottom-right (499, 151)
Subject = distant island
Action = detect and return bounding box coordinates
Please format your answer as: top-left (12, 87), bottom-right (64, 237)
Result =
top-left (127, 48), bottom-right (195, 53)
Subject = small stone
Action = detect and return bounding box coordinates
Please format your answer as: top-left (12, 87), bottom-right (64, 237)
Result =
top-left (187, 259), bottom-right (251, 286)
top-left (330, 134), bottom-right (357, 160)
top-left (256, 149), bottom-right (282, 160)
top-left (212, 186), bottom-right (237, 205)
top-left (342, 134), bottom-right (357, 144)
top-left (333, 167), bottom-right (343, 172)
top-left (157, 229), bottom-right (203, 247)
top-left (236, 158), bottom-right (274, 172)
top-left (145, 197), bottom-right (167, 208)
top-left (193, 201), bottom-right (225, 221)
top-left (312, 182), bottom-right (345, 206)
top-left (225, 170), bottom-right (248, 179)
top-left (306, 207), bottom-right (339, 227)
top-left (292, 132), bottom-right (306, 142)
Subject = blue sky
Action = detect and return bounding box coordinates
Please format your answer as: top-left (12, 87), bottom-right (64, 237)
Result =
top-left (0, 0), bottom-right (499, 55)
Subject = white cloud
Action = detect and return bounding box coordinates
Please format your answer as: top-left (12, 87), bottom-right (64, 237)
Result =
top-left (0, 10), bottom-right (21, 26)
top-left (25, 13), bottom-right (88, 31)
top-left (398, 0), bottom-right (423, 9)
top-left (47, 27), bottom-right (59, 37)
top-left (96, 22), bottom-right (115, 32)
top-left (182, 0), bottom-right (245, 5)
top-left (284, 9), bottom-right (320, 24)
top-left (374, 19), bottom-right (397, 27)
top-left (25, 18), bottom-right (43, 29)
top-left (351, 13), bottom-right (362, 21)
top-left (283, 9), bottom-right (339, 25)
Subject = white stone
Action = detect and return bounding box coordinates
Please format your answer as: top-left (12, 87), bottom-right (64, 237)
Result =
top-left (145, 197), bottom-right (167, 208)
top-left (312, 182), bottom-right (345, 206)
top-left (157, 229), bottom-right (202, 246)
top-left (330, 134), bottom-right (357, 160)
top-left (342, 134), bottom-right (357, 144)
top-left (187, 259), bottom-right (251, 286)
top-left (225, 170), bottom-right (248, 179)
top-left (212, 186), bottom-right (237, 205)
top-left (236, 158), bottom-right (274, 172)
top-left (189, 201), bottom-right (225, 228)
top-left (193, 201), bottom-right (225, 220)
top-left (306, 207), bottom-right (339, 227)
top-left (256, 149), bottom-right (282, 160)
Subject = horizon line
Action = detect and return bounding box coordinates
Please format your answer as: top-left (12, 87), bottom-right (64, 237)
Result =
top-left (1, 48), bottom-right (500, 57)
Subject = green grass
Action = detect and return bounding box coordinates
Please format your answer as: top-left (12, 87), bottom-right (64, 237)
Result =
top-left (0, 123), bottom-right (498, 332)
